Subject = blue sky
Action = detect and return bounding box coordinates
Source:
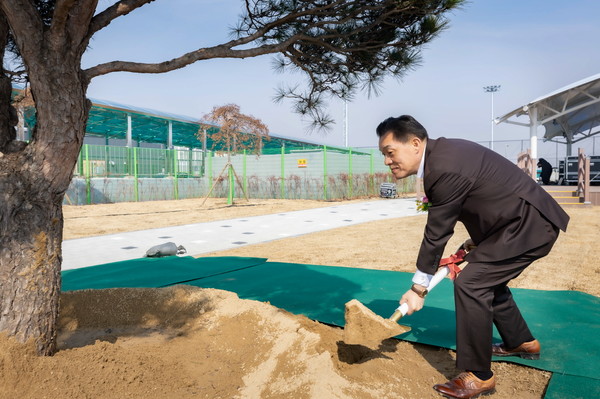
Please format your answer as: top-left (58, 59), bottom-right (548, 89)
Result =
top-left (85, 0), bottom-right (600, 149)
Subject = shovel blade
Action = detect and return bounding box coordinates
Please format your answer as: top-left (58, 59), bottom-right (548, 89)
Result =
top-left (343, 299), bottom-right (410, 347)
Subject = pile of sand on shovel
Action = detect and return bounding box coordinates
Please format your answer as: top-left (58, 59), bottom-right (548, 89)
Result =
top-left (343, 299), bottom-right (410, 348)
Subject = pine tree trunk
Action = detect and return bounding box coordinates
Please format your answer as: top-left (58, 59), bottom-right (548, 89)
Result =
top-left (0, 165), bottom-right (64, 355)
top-left (0, 68), bottom-right (89, 355)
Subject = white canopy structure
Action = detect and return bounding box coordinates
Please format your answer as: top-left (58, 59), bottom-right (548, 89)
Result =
top-left (496, 73), bottom-right (600, 157)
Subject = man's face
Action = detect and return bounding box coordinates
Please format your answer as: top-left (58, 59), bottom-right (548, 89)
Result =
top-left (378, 132), bottom-right (424, 179)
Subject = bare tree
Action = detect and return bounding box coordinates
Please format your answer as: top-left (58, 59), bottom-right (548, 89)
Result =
top-left (0, 0), bottom-right (465, 355)
top-left (199, 103), bottom-right (269, 204)
top-left (201, 104), bottom-right (269, 157)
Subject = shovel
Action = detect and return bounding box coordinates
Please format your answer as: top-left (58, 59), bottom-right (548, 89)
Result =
top-left (343, 249), bottom-right (466, 348)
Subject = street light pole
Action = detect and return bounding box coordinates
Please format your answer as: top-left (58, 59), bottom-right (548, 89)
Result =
top-left (483, 85), bottom-right (501, 151)
top-left (343, 98), bottom-right (349, 148)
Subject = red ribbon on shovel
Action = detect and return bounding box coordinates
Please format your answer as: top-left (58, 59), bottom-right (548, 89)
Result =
top-left (439, 248), bottom-right (467, 280)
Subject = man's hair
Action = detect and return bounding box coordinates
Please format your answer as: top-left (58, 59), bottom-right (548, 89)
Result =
top-left (376, 115), bottom-right (428, 142)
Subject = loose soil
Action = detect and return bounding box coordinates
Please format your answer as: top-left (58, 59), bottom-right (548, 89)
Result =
top-left (2, 197), bottom-right (598, 399)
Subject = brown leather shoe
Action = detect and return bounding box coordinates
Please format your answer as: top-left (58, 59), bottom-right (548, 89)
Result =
top-left (433, 372), bottom-right (496, 399)
top-left (492, 339), bottom-right (540, 360)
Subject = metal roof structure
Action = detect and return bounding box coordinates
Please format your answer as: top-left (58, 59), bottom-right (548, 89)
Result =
top-left (85, 97), bottom-right (205, 148)
top-left (496, 73), bottom-right (600, 157)
top-left (85, 97), bottom-right (334, 152)
top-left (16, 88), bottom-right (343, 153)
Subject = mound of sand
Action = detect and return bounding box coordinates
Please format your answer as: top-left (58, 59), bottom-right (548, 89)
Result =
top-left (2, 286), bottom-right (548, 399)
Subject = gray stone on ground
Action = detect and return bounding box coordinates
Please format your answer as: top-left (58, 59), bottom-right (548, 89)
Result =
top-left (145, 242), bottom-right (187, 257)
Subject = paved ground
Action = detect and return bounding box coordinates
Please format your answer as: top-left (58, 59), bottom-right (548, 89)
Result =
top-left (61, 198), bottom-right (420, 270)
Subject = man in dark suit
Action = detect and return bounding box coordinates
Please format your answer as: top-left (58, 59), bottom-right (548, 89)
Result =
top-left (537, 158), bottom-right (553, 184)
top-left (376, 115), bottom-right (569, 399)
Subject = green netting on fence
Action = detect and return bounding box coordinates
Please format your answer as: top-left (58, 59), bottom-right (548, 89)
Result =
top-left (68, 143), bottom-right (414, 204)
top-left (77, 145), bottom-right (205, 178)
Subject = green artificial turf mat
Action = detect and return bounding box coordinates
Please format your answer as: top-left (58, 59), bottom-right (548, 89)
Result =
top-left (61, 256), bottom-right (267, 291)
top-left (62, 256), bottom-right (600, 398)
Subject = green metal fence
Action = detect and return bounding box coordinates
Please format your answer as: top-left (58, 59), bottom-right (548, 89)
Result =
top-left (76, 145), bottom-right (205, 178)
top-left (69, 144), bottom-right (415, 204)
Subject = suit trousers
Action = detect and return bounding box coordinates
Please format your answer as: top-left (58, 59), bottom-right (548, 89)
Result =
top-left (453, 227), bottom-right (559, 372)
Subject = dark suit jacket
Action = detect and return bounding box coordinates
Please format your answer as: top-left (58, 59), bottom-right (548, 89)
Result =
top-left (416, 138), bottom-right (569, 275)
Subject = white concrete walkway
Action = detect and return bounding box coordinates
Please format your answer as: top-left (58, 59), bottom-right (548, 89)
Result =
top-left (61, 198), bottom-right (420, 270)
